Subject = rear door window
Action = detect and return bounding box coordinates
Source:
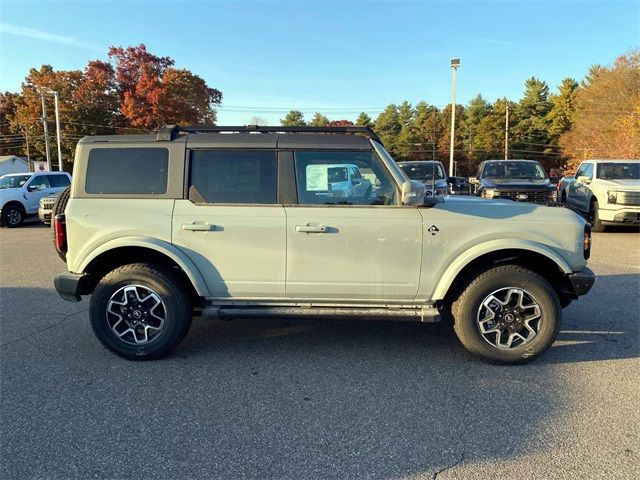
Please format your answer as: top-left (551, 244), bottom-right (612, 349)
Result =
top-left (85, 148), bottom-right (169, 194)
top-left (48, 175), bottom-right (70, 188)
top-left (189, 150), bottom-right (277, 204)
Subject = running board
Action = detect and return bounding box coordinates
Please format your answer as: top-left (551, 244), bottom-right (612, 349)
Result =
top-left (201, 305), bottom-right (440, 323)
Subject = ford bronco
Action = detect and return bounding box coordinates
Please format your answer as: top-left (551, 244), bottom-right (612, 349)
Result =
top-left (53, 125), bottom-right (594, 363)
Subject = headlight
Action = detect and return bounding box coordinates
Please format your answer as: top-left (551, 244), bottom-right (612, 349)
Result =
top-left (482, 188), bottom-right (497, 199)
top-left (607, 191), bottom-right (617, 204)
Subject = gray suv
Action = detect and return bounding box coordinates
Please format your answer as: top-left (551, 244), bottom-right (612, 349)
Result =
top-left (52, 125), bottom-right (594, 363)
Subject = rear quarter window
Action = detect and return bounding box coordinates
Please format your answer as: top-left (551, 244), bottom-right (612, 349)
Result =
top-left (85, 148), bottom-right (169, 194)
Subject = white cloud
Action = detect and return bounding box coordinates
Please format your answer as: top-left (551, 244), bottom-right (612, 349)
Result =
top-left (0, 21), bottom-right (100, 51)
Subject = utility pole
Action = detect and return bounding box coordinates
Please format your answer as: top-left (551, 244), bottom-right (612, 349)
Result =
top-left (449, 58), bottom-right (460, 177)
top-left (432, 108), bottom-right (436, 161)
top-left (24, 126), bottom-right (30, 162)
top-left (504, 103), bottom-right (509, 160)
top-left (53, 91), bottom-right (63, 171)
top-left (39, 92), bottom-right (52, 171)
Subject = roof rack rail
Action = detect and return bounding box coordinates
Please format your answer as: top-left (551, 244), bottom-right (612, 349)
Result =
top-left (156, 124), bottom-right (382, 144)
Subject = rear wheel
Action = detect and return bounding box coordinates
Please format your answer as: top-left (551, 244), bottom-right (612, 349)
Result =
top-left (51, 186), bottom-right (71, 261)
top-left (451, 265), bottom-right (561, 364)
top-left (589, 199), bottom-right (606, 232)
top-left (90, 263), bottom-right (193, 360)
top-left (1, 204), bottom-right (25, 228)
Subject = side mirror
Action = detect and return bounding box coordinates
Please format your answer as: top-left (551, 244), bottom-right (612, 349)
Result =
top-left (27, 185), bottom-right (40, 192)
top-left (401, 180), bottom-right (427, 205)
top-left (577, 176), bottom-right (591, 185)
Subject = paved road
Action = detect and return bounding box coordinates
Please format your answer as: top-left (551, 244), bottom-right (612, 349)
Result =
top-left (1, 221), bottom-right (638, 479)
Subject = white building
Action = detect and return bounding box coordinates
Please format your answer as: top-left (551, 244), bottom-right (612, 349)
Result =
top-left (0, 156), bottom-right (29, 176)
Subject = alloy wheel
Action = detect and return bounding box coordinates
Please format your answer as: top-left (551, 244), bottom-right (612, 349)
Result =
top-left (476, 287), bottom-right (542, 349)
top-left (106, 285), bottom-right (166, 345)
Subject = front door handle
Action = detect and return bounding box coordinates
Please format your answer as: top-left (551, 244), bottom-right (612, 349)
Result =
top-left (182, 223), bottom-right (216, 232)
top-left (296, 225), bottom-right (327, 233)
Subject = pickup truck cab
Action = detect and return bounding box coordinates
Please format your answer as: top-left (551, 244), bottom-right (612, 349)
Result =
top-left (52, 125), bottom-right (594, 364)
top-left (559, 160), bottom-right (640, 231)
top-left (0, 171), bottom-right (71, 227)
top-left (470, 159), bottom-right (558, 204)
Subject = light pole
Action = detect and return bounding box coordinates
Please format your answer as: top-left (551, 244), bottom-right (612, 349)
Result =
top-left (39, 87), bottom-right (63, 171)
top-left (449, 58), bottom-right (460, 178)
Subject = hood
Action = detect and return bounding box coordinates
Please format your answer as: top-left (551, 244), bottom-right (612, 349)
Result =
top-left (482, 178), bottom-right (554, 190)
top-left (596, 178), bottom-right (640, 190)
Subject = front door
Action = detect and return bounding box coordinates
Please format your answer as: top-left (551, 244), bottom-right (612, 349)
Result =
top-left (172, 149), bottom-right (286, 299)
top-left (285, 150), bottom-right (423, 302)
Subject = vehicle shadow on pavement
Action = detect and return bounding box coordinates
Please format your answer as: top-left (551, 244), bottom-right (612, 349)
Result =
top-left (1, 276), bottom-right (637, 479)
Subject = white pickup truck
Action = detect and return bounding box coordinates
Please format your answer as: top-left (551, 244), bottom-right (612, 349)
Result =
top-left (558, 160), bottom-right (640, 231)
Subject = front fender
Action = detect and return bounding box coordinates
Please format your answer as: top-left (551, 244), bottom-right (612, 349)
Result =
top-left (77, 236), bottom-right (210, 297)
top-left (431, 238), bottom-right (573, 301)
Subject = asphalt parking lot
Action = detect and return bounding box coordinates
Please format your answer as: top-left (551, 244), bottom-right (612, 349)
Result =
top-left (1, 220), bottom-right (638, 479)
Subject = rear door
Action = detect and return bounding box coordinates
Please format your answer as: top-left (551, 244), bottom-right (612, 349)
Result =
top-left (172, 148), bottom-right (286, 299)
top-left (285, 149), bottom-right (423, 302)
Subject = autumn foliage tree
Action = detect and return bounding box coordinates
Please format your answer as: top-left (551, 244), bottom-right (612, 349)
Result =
top-left (1, 44), bottom-right (222, 168)
top-left (560, 50), bottom-right (640, 171)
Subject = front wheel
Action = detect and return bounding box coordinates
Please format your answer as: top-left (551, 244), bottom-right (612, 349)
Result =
top-left (90, 263), bottom-right (193, 360)
top-left (1, 204), bottom-right (25, 227)
top-left (451, 265), bottom-right (561, 364)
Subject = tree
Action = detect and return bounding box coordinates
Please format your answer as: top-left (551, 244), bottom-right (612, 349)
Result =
top-left (327, 119), bottom-right (354, 127)
top-left (373, 104), bottom-right (401, 155)
top-left (355, 112), bottom-right (372, 127)
top-left (109, 44), bottom-right (221, 128)
top-left (308, 112), bottom-right (329, 126)
top-left (560, 50), bottom-right (640, 171)
top-left (546, 78), bottom-right (578, 163)
top-left (462, 94), bottom-right (491, 164)
top-left (437, 104), bottom-right (466, 168)
top-left (412, 102), bottom-right (441, 161)
top-left (248, 116), bottom-right (267, 126)
top-left (512, 77), bottom-right (552, 163)
top-left (280, 110), bottom-right (306, 126)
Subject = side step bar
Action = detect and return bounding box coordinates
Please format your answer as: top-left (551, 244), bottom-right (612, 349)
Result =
top-left (201, 305), bottom-right (440, 323)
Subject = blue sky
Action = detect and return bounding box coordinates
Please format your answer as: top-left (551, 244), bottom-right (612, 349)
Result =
top-left (0, 0), bottom-right (638, 125)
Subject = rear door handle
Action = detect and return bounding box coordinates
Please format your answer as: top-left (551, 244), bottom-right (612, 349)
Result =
top-left (182, 223), bottom-right (216, 232)
top-left (296, 225), bottom-right (327, 233)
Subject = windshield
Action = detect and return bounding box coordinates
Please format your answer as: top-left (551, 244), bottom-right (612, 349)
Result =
top-left (483, 161), bottom-right (547, 180)
top-left (0, 174), bottom-right (31, 190)
top-left (399, 163), bottom-right (446, 181)
top-left (597, 162), bottom-right (639, 180)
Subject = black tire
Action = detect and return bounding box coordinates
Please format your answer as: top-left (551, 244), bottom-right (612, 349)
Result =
top-left (590, 199), bottom-right (606, 232)
top-left (451, 265), bottom-right (561, 364)
top-left (51, 186), bottom-right (71, 261)
top-left (1, 203), bottom-right (25, 228)
top-left (90, 263), bottom-right (193, 360)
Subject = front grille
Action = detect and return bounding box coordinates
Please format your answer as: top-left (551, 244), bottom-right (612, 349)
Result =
top-left (617, 191), bottom-right (640, 206)
top-left (41, 201), bottom-right (56, 210)
top-left (495, 190), bottom-right (551, 204)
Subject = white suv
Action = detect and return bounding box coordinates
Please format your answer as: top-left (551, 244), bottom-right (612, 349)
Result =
top-left (0, 171), bottom-right (71, 227)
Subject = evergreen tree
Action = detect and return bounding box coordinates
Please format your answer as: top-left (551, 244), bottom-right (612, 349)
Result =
top-left (512, 77), bottom-right (552, 162)
top-left (373, 104), bottom-right (401, 155)
top-left (355, 112), bottom-right (373, 127)
top-left (412, 102), bottom-right (441, 161)
top-left (462, 94), bottom-right (491, 164)
top-left (280, 110), bottom-right (306, 126)
top-left (308, 112), bottom-right (329, 127)
top-left (547, 78), bottom-right (578, 140)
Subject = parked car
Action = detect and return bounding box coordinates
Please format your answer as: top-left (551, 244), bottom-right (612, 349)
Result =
top-left (558, 160), bottom-right (640, 231)
top-left (470, 159), bottom-right (558, 204)
top-left (397, 161), bottom-right (448, 196)
top-left (447, 176), bottom-right (472, 195)
top-left (38, 193), bottom-right (60, 224)
top-left (306, 163), bottom-right (372, 201)
top-left (0, 171), bottom-right (71, 227)
top-left (53, 125), bottom-right (594, 364)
